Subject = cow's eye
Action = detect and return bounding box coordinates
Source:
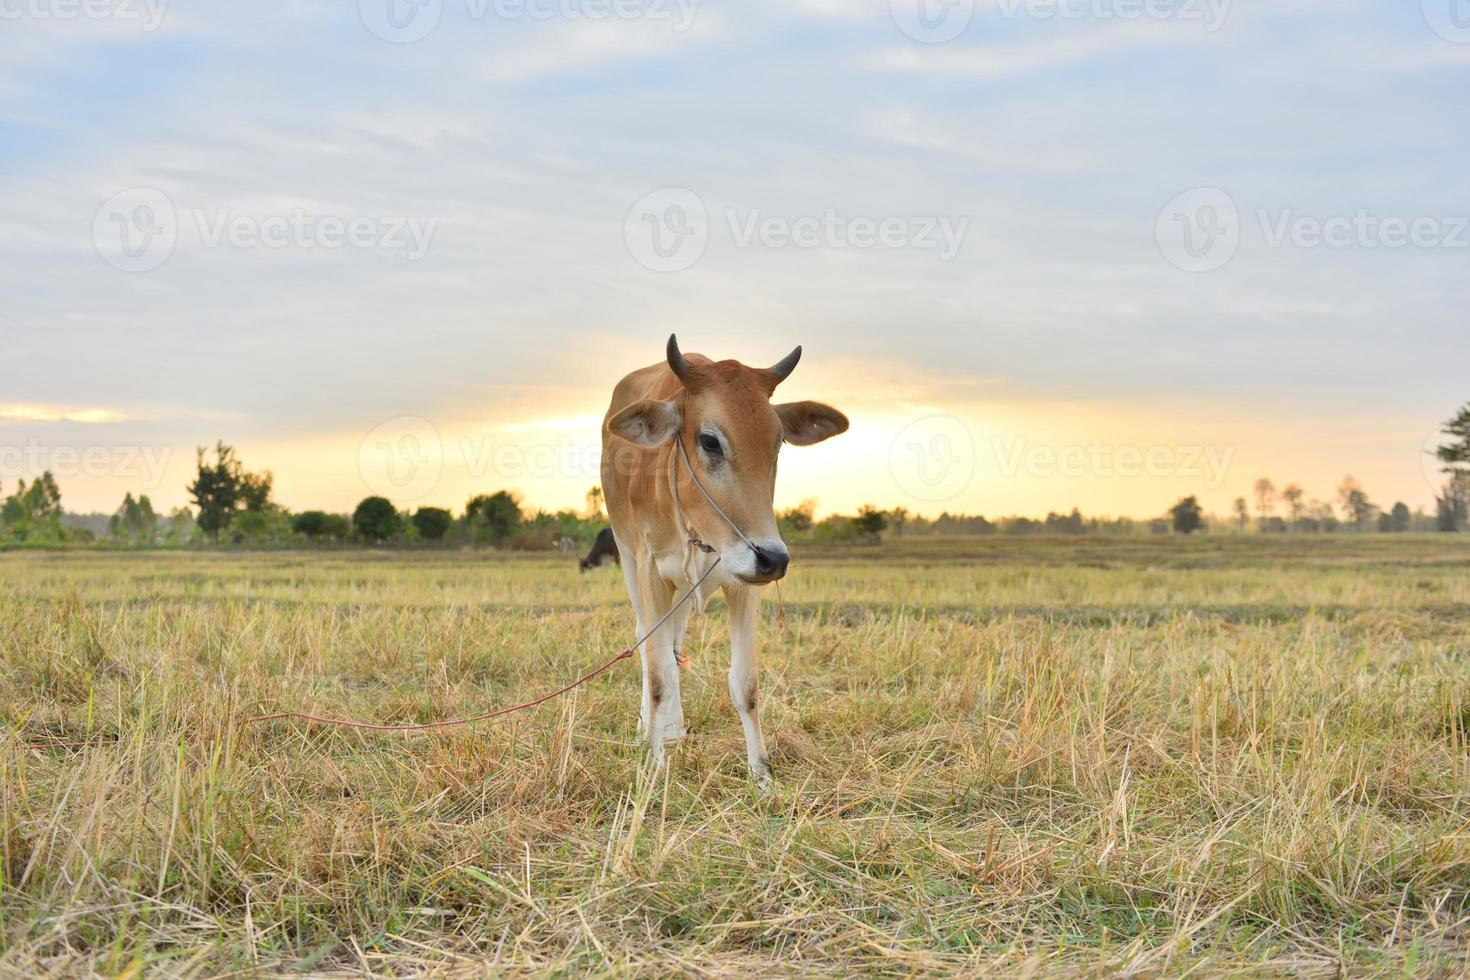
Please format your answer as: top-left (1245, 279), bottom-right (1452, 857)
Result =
top-left (698, 433), bottom-right (723, 456)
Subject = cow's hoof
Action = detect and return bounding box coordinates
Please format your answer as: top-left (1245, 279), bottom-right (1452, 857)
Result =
top-left (752, 759), bottom-right (775, 793)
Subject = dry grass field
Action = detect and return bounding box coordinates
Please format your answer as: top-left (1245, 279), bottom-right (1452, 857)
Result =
top-left (3, 536), bottom-right (1470, 976)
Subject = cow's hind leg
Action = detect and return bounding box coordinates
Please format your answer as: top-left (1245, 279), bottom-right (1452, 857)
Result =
top-left (723, 583), bottom-right (773, 789)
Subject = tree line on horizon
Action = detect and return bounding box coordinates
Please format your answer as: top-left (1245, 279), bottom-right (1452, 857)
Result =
top-left (4, 406), bottom-right (1468, 548)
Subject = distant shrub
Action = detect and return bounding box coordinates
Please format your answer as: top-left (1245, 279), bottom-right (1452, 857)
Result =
top-left (353, 497), bottom-right (401, 543)
top-left (293, 511), bottom-right (330, 538)
top-left (231, 510), bottom-right (272, 544)
top-left (465, 491), bottom-right (522, 544)
top-left (294, 510), bottom-right (351, 542)
top-left (503, 529), bottom-right (555, 551)
top-left (412, 507), bottom-right (453, 542)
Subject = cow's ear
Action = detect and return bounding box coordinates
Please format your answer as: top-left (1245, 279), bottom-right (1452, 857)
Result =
top-left (608, 399), bottom-right (682, 447)
top-left (775, 401), bottom-right (849, 446)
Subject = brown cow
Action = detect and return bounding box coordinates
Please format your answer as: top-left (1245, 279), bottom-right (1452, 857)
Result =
top-left (601, 335), bottom-right (848, 786)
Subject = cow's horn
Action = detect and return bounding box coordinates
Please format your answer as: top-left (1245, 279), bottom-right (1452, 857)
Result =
top-left (767, 345), bottom-right (802, 384)
top-left (666, 334), bottom-right (691, 383)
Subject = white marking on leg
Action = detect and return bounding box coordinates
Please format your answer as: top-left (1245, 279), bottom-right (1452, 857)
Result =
top-left (638, 563), bottom-right (688, 764)
top-left (615, 535), bottom-right (651, 738)
top-left (724, 583), bottom-right (772, 788)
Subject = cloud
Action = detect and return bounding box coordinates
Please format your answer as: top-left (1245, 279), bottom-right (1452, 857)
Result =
top-left (0, 405), bottom-right (132, 424)
top-left (872, 19), bottom-right (1213, 78)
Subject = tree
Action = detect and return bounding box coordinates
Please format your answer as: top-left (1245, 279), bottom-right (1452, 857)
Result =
top-left (231, 510), bottom-right (272, 544)
top-left (853, 505), bottom-right (888, 541)
top-left (164, 507), bottom-right (196, 545)
top-left (1388, 501), bottom-right (1411, 533)
top-left (1170, 496), bottom-right (1204, 535)
top-left (585, 485), bottom-right (605, 521)
top-left (1281, 483), bottom-right (1305, 528)
top-left (187, 442), bottom-right (271, 540)
top-left (109, 492), bottom-right (158, 542)
top-left (353, 497), bottom-right (402, 543)
top-left (240, 470), bottom-right (274, 512)
top-left (1437, 473), bottom-right (1469, 532)
top-left (1, 472), bottom-right (64, 542)
top-left (1433, 405), bottom-right (1470, 532)
top-left (412, 506), bottom-right (453, 541)
top-left (465, 490), bottom-right (522, 543)
top-left (1435, 404), bottom-right (1470, 473)
top-left (889, 506), bottom-right (909, 537)
top-left (321, 514), bottom-right (352, 541)
top-left (1336, 476), bottom-right (1376, 530)
top-left (292, 510), bottom-right (332, 539)
top-left (1253, 478), bottom-right (1276, 519)
top-left (1233, 497), bottom-right (1249, 533)
top-left (779, 499), bottom-right (816, 535)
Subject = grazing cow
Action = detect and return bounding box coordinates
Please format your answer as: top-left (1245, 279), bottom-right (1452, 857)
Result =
top-left (579, 527), bottom-right (621, 571)
top-left (601, 335), bottom-right (848, 785)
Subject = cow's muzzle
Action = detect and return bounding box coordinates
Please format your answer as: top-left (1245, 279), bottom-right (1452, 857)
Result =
top-left (741, 544), bottom-right (790, 584)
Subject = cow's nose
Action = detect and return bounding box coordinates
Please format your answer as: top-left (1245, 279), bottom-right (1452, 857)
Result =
top-left (752, 545), bottom-right (789, 581)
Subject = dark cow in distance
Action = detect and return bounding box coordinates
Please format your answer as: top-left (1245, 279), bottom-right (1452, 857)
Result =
top-left (580, 527), bottom-right (620, 571)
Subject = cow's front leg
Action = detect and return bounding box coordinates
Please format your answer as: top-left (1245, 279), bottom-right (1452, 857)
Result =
top-left (615, 538), bottom-right (652, 737)
top-left (638, 565), bottom-right (689, 765)
top-left (723, 583), bottom-right (773, 789)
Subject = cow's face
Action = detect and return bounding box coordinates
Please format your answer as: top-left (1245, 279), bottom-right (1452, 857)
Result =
top-left (609, 335), bottom-right (848, 584)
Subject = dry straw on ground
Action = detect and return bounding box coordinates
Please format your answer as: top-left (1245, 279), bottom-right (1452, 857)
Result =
top-left (3, 535), bottom-right (1469, 976)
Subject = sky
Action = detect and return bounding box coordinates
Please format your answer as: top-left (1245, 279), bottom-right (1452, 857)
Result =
top-left (3, 0), bottom-right (1468, 520)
